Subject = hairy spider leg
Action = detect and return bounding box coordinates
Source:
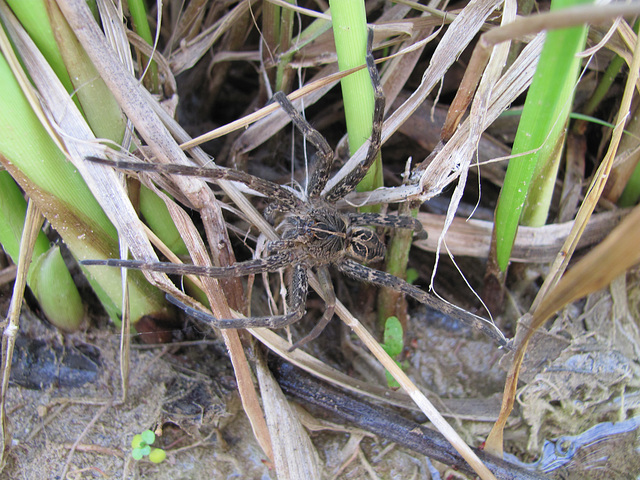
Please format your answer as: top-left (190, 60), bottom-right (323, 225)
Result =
top-left (287, 265), bottom-right (336, 351)
top-left (83, 253), bottom-right (297, 277)
top-left (324, 29), bottom-right (385, 203)
top-left (85, 156), bottom-right (304, 212)
top-left (347, 212), bottom-right (427, 239)
top-left (272, 92), bottom-right (333, 199)
top-left (82, 257), bottom-right (310, 329)
top-left (337, 259), bottom-right (509, 348)
top-left (168, 264), bottom-right (308, 329)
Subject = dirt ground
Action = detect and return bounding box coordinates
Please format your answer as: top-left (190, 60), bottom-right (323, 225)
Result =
top-left (3, 268), bottom-right (640, 479)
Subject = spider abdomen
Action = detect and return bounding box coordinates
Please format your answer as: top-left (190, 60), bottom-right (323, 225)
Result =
top-left (346, 227), bottom-right (385, 263)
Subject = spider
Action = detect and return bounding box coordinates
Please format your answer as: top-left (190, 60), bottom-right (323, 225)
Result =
top-left (83, 31), bottom-right (507, 350)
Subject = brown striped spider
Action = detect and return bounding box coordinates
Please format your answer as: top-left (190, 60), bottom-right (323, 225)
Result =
top-left (84, 31), bottom-right (507, 350)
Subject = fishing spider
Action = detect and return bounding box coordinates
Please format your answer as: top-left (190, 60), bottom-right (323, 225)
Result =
top-left (84, 31), bottom-right (507, 350)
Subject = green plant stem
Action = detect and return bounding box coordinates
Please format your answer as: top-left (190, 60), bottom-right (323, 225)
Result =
top-left (381, 316), bottom-right (403, 388)
top-left (494, 0), bottom-right (591, 270)
top-left (30, 245), bottom-right (84, 330)
top-left (139, 186), bottom-right (188, 256)
top-left (45, 0), bottom-right (126, 142)
top-left (127, 0), bottom-right (159, 92)
top-left (378, 203), bottom-right (417, 327)
top-left (0, 172), bottom-right (51, 285)
top-left (329, 3), bottom-right (415, 326)
top-left (0, 171), bottom-right (83, 330)
top-left (280, 16), bottom-right (332, 67)
top-left (328, 0), bottom-right (382, 204)
top-left (261, 0), bottom-right (280, 87)
top-left (583, 57), bottom-right (625, 121)
top-left (613, 106), bottom-right (640, 207)
top-left (6, 0), bottom-right (78, 107)
top-left (274, 0), bottom-right (295, 91)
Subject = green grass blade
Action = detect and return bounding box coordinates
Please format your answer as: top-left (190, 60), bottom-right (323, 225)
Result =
top-left (0, 39), bottom-right (165, 327)
top-left (494, 0), bottom-right (591, 270)
top-left (127, 0), bottom-right (159, 92)
top-left (6, 0), bottom-right (77, 103)
top-left (274, 0), bottom-right (295, 91)
top-left (0, 172), bottom-right (51, 282)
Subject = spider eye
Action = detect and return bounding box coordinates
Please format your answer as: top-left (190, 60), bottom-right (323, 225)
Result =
top-left (348, 228), bottom-right (385, 262)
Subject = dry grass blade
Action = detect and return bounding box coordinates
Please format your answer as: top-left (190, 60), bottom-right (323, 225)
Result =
top-left (414, 209), bottom-right (627, 262)
top-left (256, 354), bottom-right (322, 479)
top-left (418, 31), bottom-right (543, 200)
top-left (56, 1), bottom-right (195, 188)
top-left (536, 204), bottom-right (640, 329)
top-left (250, 328), bottom-right (416, 408)
top-left (376, 6), bottom-right (441, 109)
top-left (181, 19), bottom-right (441, 155)
top-left (181, 61), bottom-right (375, 151)
top-left (231, 64), bottom-right (338, 156)
top-left (169, 0), bottom-right (256, 74)
top-left (0, 201), bottom-right (43, 469)
top-left (427, 0), bottom-right (517, 289)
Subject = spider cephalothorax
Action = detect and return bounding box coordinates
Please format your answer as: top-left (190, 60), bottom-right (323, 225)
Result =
top-left (83, 30), bottom-right (508, 350)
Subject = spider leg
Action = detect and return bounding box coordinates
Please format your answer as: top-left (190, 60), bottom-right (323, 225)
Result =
top-left (272, 92), bottom-right (333, 199)
top-left (81, 252), bottom-right (299, 277)
top-left (166, 264), bottom-right (308, 329)
top-left (337, 259), bottom-right (509, 348)
top-left (85, 156), bottom-right (303, 212)
top-left (266, 239), bottom-right (298, 256)
top-left (324, 29), bottom-right (385, 202)
top-left (347, 212), bottom-right (427, 239)
top-left (288, 266), bottom-right (336, 351)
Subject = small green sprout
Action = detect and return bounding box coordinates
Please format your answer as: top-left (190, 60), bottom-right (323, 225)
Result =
top-left (380, 316), bottom-right (404, 388)
top-left (149, 448), bottom-right (167, 464)
top-left (131, 430), bottom-right (166, 463)
top-left (406, 268), bottom-right (419, 285)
